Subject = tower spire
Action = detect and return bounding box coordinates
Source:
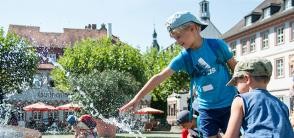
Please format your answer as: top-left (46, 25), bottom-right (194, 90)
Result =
top-left (151, 25), bottom-right (160, 51)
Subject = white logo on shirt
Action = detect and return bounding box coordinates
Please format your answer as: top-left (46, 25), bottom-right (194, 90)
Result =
top-left (197, 58), bottom-right (216, 75)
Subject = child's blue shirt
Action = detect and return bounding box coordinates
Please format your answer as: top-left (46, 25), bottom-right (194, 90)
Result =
top-left (238, 89), bottom-right (294, 137)
top-left (168, 38), bottom-right (237, 109)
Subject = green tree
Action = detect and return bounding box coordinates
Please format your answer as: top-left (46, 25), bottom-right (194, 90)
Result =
top-left (144, 45), bottom-right (190, 101)
top-left (51, 38), bottom-right (147, 92)
top-left (51, 38), bottom-right (147, 117)
top-left (70, 70), bottom-right (141, 118)
top-left (0, 28), bottom-right (39, 103)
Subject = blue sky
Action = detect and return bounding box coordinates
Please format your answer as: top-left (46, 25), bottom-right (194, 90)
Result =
top-left (0, 0), bottom-right (263, 52)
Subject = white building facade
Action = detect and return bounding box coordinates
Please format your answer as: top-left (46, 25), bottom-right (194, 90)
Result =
top-left (223, 0), bottom-right (294, 111)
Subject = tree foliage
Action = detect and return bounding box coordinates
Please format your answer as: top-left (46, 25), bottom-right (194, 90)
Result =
top-left (51, 38), bottom-right (146, 117)
top-left (143, 45), bottom-right (190, 101)
top-left (70, 70), bottom-right (141, 117)
top-left (0, 28), bottom-right (39, 103)
top-left (51, 38), bottom-right (147, 92)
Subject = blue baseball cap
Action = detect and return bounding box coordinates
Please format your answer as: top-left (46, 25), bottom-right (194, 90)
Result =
top-left (66, 115), bottom-right (77, 126)
top-left (166, 11), bottom-right (208, 33)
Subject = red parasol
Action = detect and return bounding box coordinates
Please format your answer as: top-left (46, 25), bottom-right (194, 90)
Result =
top-left (135, 107), bottom-right (164, 115)
top-left (56, 103), bottom-right (81, 111)
top-left (23, 102), bottom-right (56, 112)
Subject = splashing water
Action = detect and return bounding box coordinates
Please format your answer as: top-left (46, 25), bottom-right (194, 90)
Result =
top-left (0, 103), bottom-right (29, 138)
top-left (47, 56), bottom-right (146, 137)
top-left (0, 103), bottom-right (12, 125)
top-left (0, 49), bottom-right (148, 137)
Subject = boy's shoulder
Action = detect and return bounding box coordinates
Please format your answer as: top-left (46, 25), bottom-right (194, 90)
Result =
top-left (240, 89), bottom-right (287, 107)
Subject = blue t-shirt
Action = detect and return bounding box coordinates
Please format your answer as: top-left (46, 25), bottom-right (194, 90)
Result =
top-left (238, 89), bottom-right (294, 137)
top-left (168, 38), bottom-right (236, 109)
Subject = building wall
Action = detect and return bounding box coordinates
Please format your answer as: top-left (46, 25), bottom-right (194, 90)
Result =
top-left (6, 24), bottom-right (111, 125)
top-left (166, 92), bottom-right (189, 125)
top-left (225, 13), bottom-right (294, 110)
top-left (8, 24), bottom-right (108, 48)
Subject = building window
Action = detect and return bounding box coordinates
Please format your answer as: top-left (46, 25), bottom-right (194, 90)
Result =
top-left (285, 0), bottom-right (293, 10)
top-left (33, 74), bottom-right (42, 88)
top-left (263, 8), bottom-right (271, 19)
top-left (261, 30), bottom-right (269, 49)
top-left (291, 63), bottom-right (294, 76)
top-left (241, 39), bottom-right (248, 55)
top-left (202, 2), bottom-right (208, 12)
top-left (49, 111), bottom-right (58, 121)
top-left (249, 35), bottom-right (256, 53)
top-left (245, 16), bottom-right (252, 26)
top-left (48, 53), bottom-right (57, 63)
top-left (170, 105), bottom-right (174, 116)
top-left (33, 112), bottom-right (42, 120)
top-left (230, 41), bottom-right (237, 56)
top-left (290, 55), bottom-right (294, 76)
top-left (276, 25), bottom-right (284, 45)
top-left (64, 111), bottom-right (74, 120)
top-left (18, 111), bottom-right (25, 121)
top-left (168, 105), bottom-right (171, 116)
top-left (275, 58), bottom-right (284, 78)
top-left (173, 104), bottom-right (176, 116)
top-left (290, 97), bottom-right (294, 112)
top-left (291, 22), bottom-right (294, 41)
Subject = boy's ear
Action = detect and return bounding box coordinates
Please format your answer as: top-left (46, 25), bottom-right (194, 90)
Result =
top-left (192, 24), bottom-right (200, 33)
top-left (244, 74), bottom-right (251, 84)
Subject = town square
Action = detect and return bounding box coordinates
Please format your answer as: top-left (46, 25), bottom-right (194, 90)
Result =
top-left (0, 0), bottom-right (294, 137)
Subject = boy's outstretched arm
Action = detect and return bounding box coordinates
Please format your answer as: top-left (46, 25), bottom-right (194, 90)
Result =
top-left (119, 67), bottom-right (174, 112)
top-left (223, 97), bottom-right (244, 138)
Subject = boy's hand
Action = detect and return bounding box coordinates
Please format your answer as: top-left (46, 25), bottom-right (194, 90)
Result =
top-left (119, 98), bottom-right (140, 112)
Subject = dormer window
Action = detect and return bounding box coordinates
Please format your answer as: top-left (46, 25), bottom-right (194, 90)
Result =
top-left (262, 4), bottom-right (281, 19)
top-left (263, 8), bottom-right (271, 19)
top-left (244, 12), bottom-right (261, 26)
top-left (285, 0), bottom-right (293, 10)
top-left (245, 16), bottom-right (252, 26)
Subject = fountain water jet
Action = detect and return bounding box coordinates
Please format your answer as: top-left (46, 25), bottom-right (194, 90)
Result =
top-left (47, 56), bottom-right (146, 137)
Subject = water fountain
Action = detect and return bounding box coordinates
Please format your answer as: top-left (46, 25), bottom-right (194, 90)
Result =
top-left (46, 57), bottom-right (147, 137)
top-left (0, 37), bottom-right (41, 137)
top-left (0, 44), bottom-right (147, 137)
top-left (0, 102), bottom-right (42, 138)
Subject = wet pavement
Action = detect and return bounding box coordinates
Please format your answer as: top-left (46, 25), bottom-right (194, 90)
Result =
top-left (43, 131), bottom-right (181, 138)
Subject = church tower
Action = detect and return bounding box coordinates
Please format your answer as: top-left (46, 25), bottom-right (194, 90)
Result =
top-left (151, 27), bottom-right (160, 51)
top-left (199, 0), bottom-right (210, 22)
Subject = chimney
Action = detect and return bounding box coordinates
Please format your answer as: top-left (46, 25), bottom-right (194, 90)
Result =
top-left (92, 24), bottom-right (97, 30)
top-left (107, 23), bottom-right (112, 39)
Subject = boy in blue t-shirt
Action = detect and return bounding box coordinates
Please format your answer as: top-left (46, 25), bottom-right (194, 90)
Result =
top-left (224, 58), bottom-right (294, 137)
top-left (119, 11), bottom-right (237, 137)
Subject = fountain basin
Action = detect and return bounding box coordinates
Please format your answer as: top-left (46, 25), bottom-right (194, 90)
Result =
top-left (0, 125), bottom-right (42, 138)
